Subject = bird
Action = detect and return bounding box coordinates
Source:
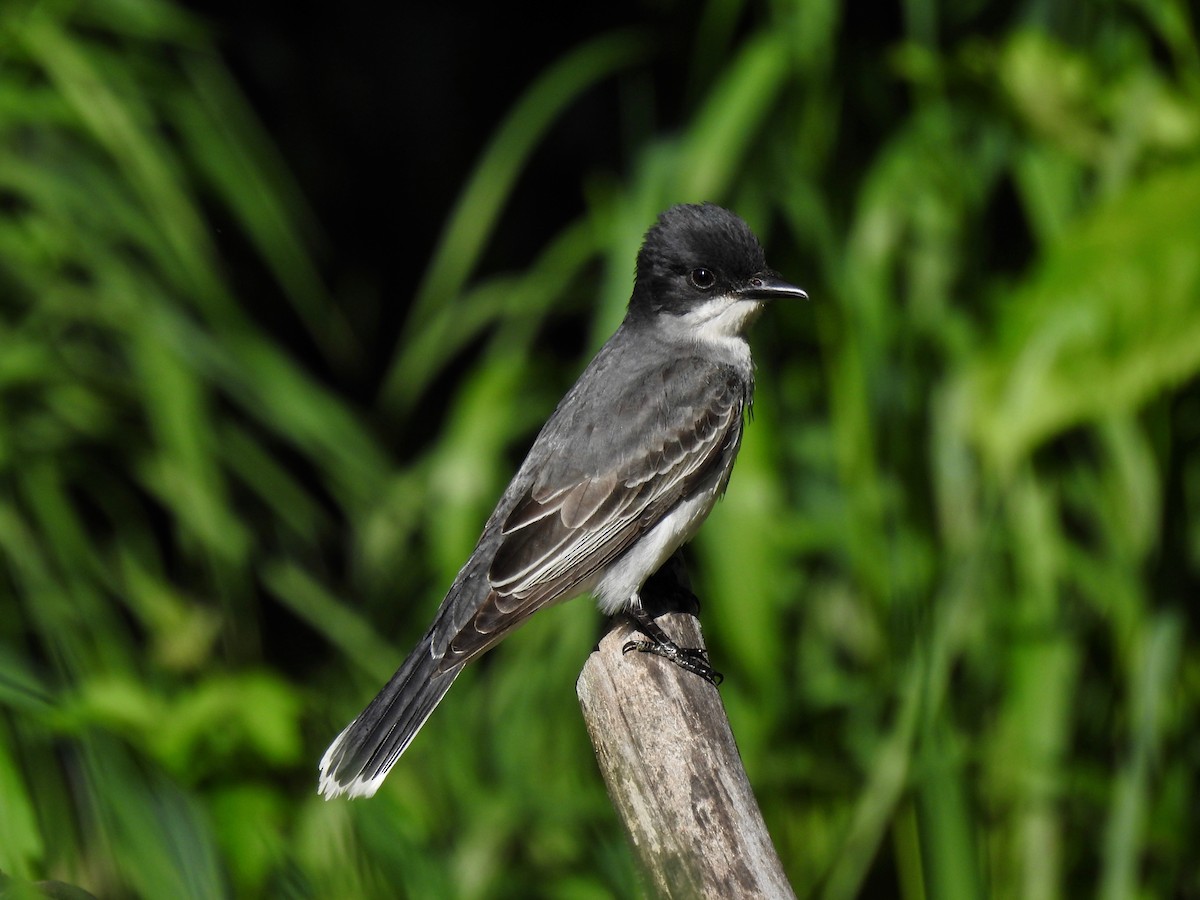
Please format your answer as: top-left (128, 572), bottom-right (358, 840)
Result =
top-left (319, 202), bottom-right (807, 799)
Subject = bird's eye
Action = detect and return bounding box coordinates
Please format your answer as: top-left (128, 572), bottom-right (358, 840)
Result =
top-left (689, 268), bottom-right (716, 290)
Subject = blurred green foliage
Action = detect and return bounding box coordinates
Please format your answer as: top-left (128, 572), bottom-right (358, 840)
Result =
top-left (2, 0), bottom-right (1199, 897)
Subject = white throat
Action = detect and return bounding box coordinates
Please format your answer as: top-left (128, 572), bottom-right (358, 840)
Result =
top-left (662, 294), bottom-right (762, 368)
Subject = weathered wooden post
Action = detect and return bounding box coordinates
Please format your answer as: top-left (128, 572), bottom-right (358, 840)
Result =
top-left (576, 563), bottom-right (795, 899)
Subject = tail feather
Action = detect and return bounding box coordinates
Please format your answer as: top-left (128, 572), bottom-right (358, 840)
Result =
top-left (319, 630), bottom-right (462, 799)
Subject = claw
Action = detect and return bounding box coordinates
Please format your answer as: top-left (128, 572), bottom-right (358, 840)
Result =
top-left (622, 630), bottom-right (723, 686)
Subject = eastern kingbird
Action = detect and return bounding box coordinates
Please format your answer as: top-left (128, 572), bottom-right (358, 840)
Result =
top-left (319, 203), bottom-right (807, 799)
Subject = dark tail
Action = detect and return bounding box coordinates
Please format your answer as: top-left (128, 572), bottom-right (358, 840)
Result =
top-left (318, 629), bottom-right (462, 798)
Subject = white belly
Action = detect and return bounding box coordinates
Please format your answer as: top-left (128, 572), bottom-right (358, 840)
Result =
top-left (591, 476), bottom-right (726, 614)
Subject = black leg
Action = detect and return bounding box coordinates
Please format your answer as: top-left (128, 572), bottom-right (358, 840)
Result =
top-left (622, 605), bottom-right (724, 686)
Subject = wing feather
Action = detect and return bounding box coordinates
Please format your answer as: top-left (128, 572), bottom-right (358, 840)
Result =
top-left (444, 361), bottom-right (749, 661)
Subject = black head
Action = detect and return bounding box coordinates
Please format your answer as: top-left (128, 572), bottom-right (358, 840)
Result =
top-left (628, 203), bottom-right (805, 320)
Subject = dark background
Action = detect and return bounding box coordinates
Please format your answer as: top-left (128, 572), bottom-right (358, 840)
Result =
top-left (180, 0), bottom-right (906, 401)
top-left (185, 1), bottom-right (673, 397)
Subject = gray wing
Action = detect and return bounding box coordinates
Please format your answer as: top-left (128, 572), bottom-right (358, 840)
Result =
top-left (437, 355), bottom-right (750, 664)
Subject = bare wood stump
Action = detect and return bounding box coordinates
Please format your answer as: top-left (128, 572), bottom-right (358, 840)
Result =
top-left (576, 566), bottom-right (795, 899)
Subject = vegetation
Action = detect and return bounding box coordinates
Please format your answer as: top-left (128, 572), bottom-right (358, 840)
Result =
top-left (1, 0), bottom-right (1198, 897)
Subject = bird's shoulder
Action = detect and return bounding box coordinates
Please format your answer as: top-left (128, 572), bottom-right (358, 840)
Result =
top-left (528, 328), bottom-right (751, 487)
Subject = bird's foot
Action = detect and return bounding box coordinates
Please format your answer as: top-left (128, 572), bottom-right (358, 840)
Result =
top-left (621, 614), bottom-right (723, 686)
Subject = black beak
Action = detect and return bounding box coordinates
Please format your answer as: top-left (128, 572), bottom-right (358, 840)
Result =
top-left (739, 273), bottom-right (809, 302)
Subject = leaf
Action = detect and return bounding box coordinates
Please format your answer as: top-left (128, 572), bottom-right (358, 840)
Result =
top-left (958, 162), bottom-right (1200, 473)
